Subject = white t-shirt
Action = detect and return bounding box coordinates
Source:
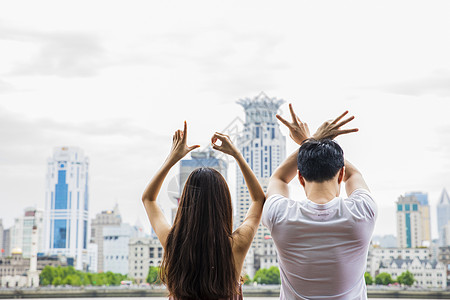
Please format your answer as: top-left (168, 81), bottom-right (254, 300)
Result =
top-left (262, 189), bottom-right (377, 300)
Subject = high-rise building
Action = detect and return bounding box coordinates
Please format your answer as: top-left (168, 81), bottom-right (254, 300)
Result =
top-left (44, 147), bottom-right (89, 270)
top-left (90, 204), bottom-right (122, 272)
top-left (396, 194), bottom-right (425, 248)
top-left (2, 229), bottom-right (10, 257)
top-left (405, 192), bottom-right (431, 245)
top-left (235, 93), bottom-right (286, 275)
top-left (10, 207), bottom-right (44, 258)
top-left (437, 188), bottom-right (450, 246)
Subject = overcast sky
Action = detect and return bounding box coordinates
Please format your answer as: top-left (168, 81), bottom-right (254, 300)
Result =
top-left (1, 0), bottom-right (450, 239)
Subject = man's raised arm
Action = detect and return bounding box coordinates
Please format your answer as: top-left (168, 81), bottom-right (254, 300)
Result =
top-left (344, 160), bottom-right (370, 196)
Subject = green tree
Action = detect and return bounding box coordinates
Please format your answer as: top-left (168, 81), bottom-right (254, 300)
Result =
top-left (375, 272), bottom-right (394, 285)
top-left (253, 266), bottom-right (280, 284)
top-left (146, 266), bottom-right (161, 284)
top-left (242, 274), bottom-right (252, 285)
top-left (364, 272), bottom-right (373, 285)
top-left (397, 271), bottom-right (415, 286)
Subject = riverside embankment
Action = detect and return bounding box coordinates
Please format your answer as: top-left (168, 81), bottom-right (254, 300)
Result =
top-left (1, 286), bottom-right (450, 299)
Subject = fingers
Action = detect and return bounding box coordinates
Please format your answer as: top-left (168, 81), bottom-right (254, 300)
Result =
top-left (336, 116), bottom-right (355, 128)
top-left (331, 111), bottom-right (349, 125)
top-left (289, 103), bottom-right (299, 124)
top-left (188, 145), bottom-right (201, 151)
top-left (276, 114), bottom-right (291, 128)
top-left (182, 121), bottom-right (187, 142)
top-left (338, 128), bottom-right (359, 135)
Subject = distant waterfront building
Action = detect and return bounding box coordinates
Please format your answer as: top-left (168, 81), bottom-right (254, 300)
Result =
top-left (405, 192), bottom-right (431, 244)
top-left (90, 204), bottom-right (122, 272)
top-left (437, 189), bottom-right (450, 246)
top-left (10, 207), bottom-right (44, 258)
top-left (366, 246), bottom-right (431, 278)
top-left (44, 147), bottom-right (90, 270)
top-left (379, 257), bottom-right (446, 288)
top-left (103, 223), bottom-right (140, 275)
top-left (235, 93), bottom-right (286, 275)
top-left (128, 237), bottom-right (163, 284)
top-left (2, 228), bottom-right (10, 257)
top-left (396, 192), bottom-right (430, 248)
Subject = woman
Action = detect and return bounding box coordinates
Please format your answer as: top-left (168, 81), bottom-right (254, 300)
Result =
top-left (142, 121), bottom-right (265, 299)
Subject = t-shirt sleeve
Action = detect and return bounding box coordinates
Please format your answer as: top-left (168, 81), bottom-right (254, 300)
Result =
top-left (262, 194), bottom-right (288, 231)
top-left (345, 189), bottom-right (378, 221)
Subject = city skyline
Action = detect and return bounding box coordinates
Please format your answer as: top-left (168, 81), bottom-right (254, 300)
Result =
top-left (1, 1), bottom-right (450, 240)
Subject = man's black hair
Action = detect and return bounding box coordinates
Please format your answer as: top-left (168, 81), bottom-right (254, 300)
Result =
top-left (297, 139), bottom-right (344, 183)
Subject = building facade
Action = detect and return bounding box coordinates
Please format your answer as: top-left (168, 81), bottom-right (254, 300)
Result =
top-left (10, 208), bottom-right (44, 258)
top-left (379, 257), bottom-right (446, 288)
top-left (437, 189), bottom-right (450, 246)
top-left (2, 229), bottom-right (10, 257)
top-left (90, 204), bottom-right (122, 272)
top-left (235, 93), bottom-right (286, 275)
top-left (396, 194), bottom-right (424, 248)
top-left (44, 147), bottom-right (90, 270)
top-left (103, 223), bottom-right (140, 275)
top-left (366, 246), bottom-right (431, 278)
top-left (405, 192), bottom-right (431, 245)
top-left (128, 237), bottom-right (163, 284)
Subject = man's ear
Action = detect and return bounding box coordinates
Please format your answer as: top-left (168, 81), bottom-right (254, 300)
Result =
top-left (337, 167), bottom-right (345, 184)
top-left (298, 170), bottom-right (306, 187)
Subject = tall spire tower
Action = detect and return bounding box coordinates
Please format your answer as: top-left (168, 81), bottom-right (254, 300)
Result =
top-left (437, 188), bottom-right (450, 245)
top-left (235, 93), bottom-right (286, 273)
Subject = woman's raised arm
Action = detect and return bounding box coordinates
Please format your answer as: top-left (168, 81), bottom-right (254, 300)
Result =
top-left (142, 121), bottom-right (199, 248)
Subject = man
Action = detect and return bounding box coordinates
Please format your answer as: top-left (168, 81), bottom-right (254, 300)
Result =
top-left (263, 104), bottom-right (377, 299)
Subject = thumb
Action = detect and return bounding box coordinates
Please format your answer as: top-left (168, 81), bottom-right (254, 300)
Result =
top-left (188, 145), bottom-right (200, 151)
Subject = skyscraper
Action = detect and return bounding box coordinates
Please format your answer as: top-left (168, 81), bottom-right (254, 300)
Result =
top-left (405, 192), bottom-right (431, 245)
top-left (235, 93), bottom-right (286, 273)
top-left (437, 188), bottom-right (450, 245)
top-left (44, 147), bottom-right (89, 270)
top-left (396, 193), bottom-right (424, 248)
top-left (10, 207), bottom-right (44, 258)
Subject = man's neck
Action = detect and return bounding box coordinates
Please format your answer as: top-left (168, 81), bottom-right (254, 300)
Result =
top-left (304, 181), bottom-right (340, 205)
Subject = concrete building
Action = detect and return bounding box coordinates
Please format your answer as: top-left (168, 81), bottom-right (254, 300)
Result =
top-left (90, 204), bottom-right (122, 272)
top-left (437, 189), bottom-right (450, 246)
top-left (44, 147), bottom-right (90, 270)
top-left (0, 250), bottom-right (67, 287)
top-left (235, 93), bottom-right (286, 275)
top-left (128, 237), bottom-right (163, 284)
top-left (2, 229), bottom-right (10, 257)
top-left (256, 238), bottom-right (279, 271)
top-left (103, 223), bottom-right (140, 275)
top-left (366, 246), bottom-right (431, 278)
top-left (10, 208), bottom-right (44, 258)
top-left (379, 257), bottom-right (446, 288)
top-left (396, 193), bottom-right (425, 248)
top-left (405, 192), bottom-right (431, 245)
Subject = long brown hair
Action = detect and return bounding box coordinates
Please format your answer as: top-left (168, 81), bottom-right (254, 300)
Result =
top-left (160, 167), bottom-right (237, 299)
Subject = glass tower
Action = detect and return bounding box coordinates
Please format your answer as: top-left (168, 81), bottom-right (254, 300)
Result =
top-left (44, 147), bottom-right (89, 270)
top-left (437, 188), bottom-right (450, 246)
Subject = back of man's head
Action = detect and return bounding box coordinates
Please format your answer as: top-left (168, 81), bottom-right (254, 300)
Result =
top-left (297, 139), bottom-right (344, 183)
